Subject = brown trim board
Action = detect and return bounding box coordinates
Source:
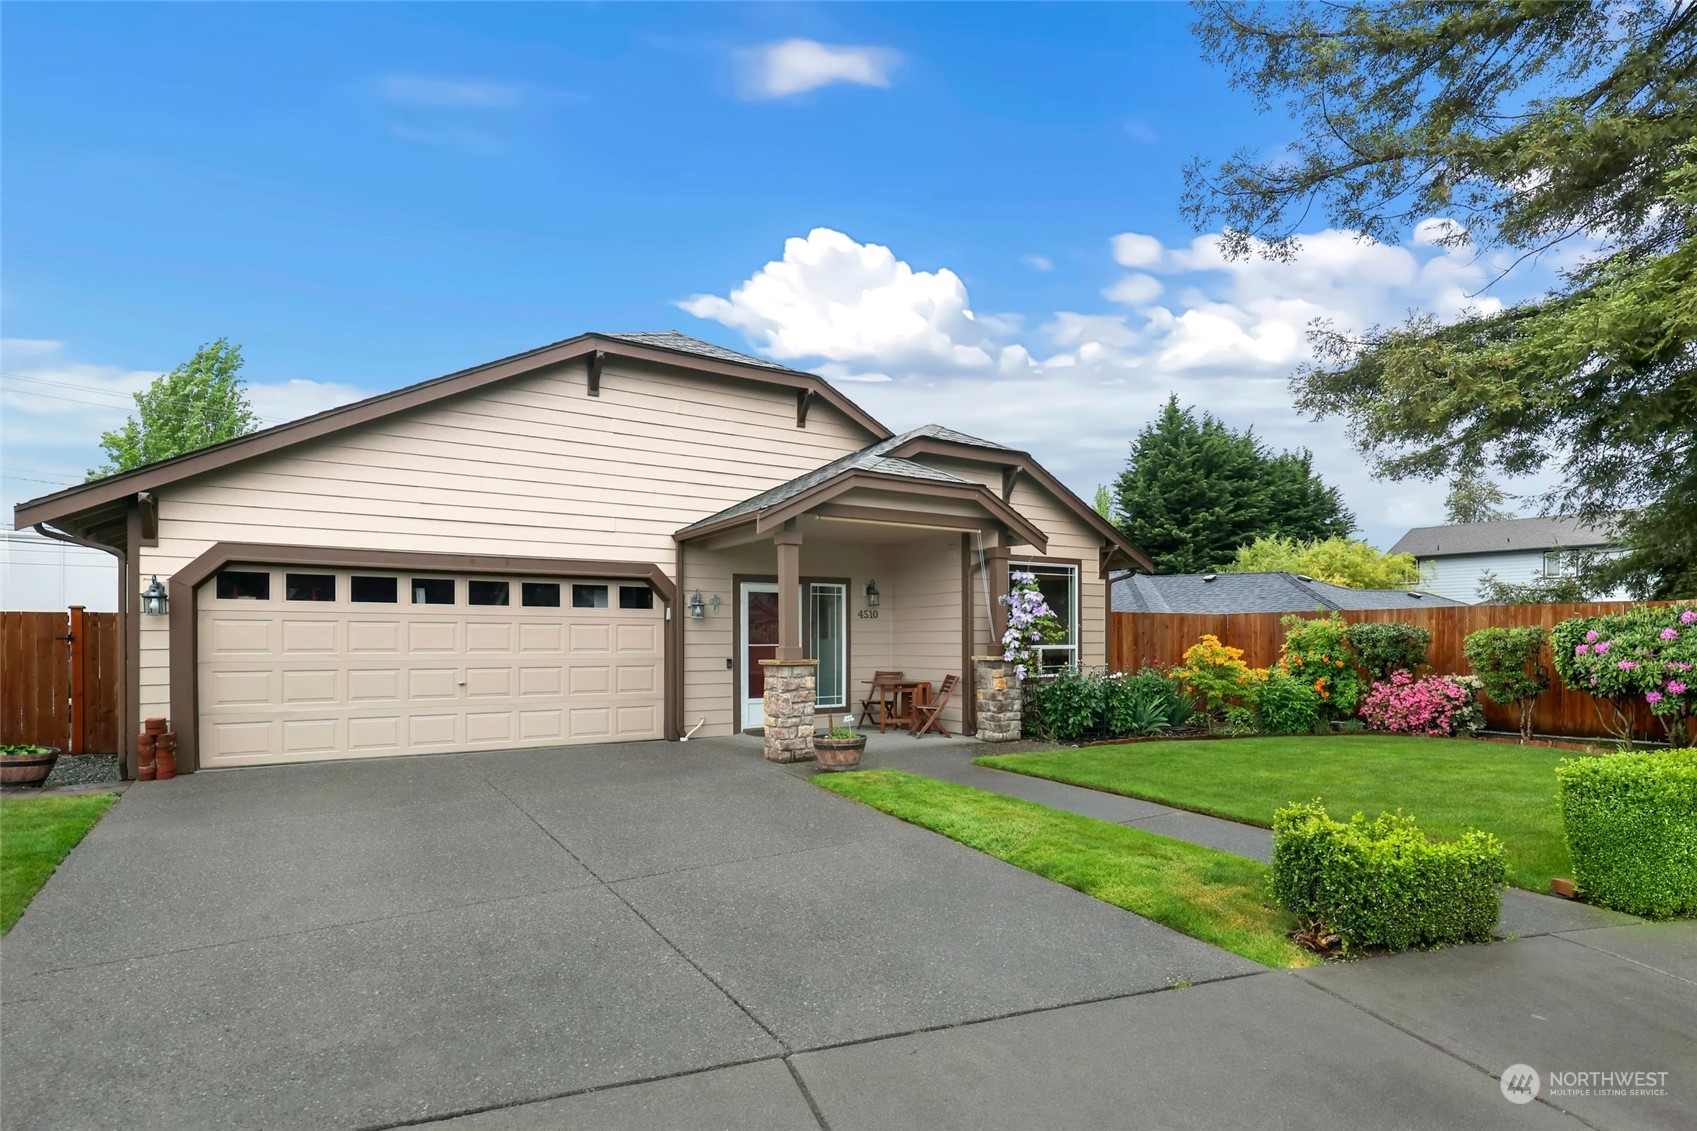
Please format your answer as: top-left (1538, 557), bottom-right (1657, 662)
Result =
top-left (167, 543), bottom-right (678, 773)
top-left (885, 435), bottom-right (1154, 573)
top-left (960, 533), bottom-right (976, 734)
top-left (16, 333), bottom-right (892, 531)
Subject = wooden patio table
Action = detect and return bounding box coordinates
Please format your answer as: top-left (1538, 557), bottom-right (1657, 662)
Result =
top-left (874, 679), bottom-right (932, 733)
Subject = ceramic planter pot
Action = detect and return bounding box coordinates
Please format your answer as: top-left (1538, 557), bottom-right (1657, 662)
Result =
top-left (1, 747), bottom-right (61, 786)
top-left (813, 735), bottom-right (866, 772)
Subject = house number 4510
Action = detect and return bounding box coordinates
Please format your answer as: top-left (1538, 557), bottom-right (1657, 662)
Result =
top-left (858, 609), bottom-right (879, 619)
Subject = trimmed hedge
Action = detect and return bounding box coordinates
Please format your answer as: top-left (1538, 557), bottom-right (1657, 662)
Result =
top-left (1556, 749), bottom-right (1697, 919)
top-left (1271, 801), bottom-right (1506, 951)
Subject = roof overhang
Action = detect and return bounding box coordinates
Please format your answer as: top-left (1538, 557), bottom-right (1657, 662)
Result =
top-left (883, 435), bottom-right (1155, 573)
top-left (675, 469), bottom-right (1050, 553)
top-left (14, 333), bottom-right (892, 532)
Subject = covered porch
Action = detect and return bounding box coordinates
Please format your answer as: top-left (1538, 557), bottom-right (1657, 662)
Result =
top-left (675, 460), bottom-right (1051, 760)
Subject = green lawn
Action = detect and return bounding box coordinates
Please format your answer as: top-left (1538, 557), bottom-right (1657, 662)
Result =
top-left (978, 736), bottom-right (1581, 891)
top-left (2, 793), bottom-right (117, 934)
top-left (816, 769), bottom-right (1317, 968)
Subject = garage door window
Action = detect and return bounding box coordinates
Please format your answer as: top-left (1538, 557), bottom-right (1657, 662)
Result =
top-left (572, 584), bottom-right (608, 609)
top-left (412, 578), bottom-right (455, 604)
top-left (521, 582), bottom-right (560, 607)
top-left (286, 573), bottom-right (335, 602)
top-left (468, 580), bottom-right (509, 606)
top-left (351, 575), bottom-right (398, 603)
top-left (619, 585), bottom-right (654, 610)
top-left (216, 570), bottom-right (270, 600)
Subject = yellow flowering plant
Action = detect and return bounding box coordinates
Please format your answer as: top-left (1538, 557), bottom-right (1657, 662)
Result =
top-left (1277, 613), bottom-right (1365, 719)
top-left (1176, 634), bottom-right (1266, 713)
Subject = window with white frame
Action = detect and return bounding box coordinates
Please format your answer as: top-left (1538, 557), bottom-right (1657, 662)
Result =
top-left (1011, 561), bottom-right (1078, 672)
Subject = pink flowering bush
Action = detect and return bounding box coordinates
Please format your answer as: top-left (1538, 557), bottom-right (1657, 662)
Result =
top-left (1552, 604), bottom-right (1697, 745)
top-left (1358, 671), bottom-right (1486, 737)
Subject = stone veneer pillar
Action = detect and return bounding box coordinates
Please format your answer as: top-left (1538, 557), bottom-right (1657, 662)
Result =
top-left (761, 657), bottom-right (818, 762)
top-left (972, 655), bottom-right (1022, 742)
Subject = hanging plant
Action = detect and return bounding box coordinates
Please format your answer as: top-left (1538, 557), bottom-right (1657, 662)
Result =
top-left (1001, 570), bottom-right (1064, 680)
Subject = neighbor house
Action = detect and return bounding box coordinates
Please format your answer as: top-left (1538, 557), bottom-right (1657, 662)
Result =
top-left (15, 331), bottom-right (1149, 776)
top-left (1111, 570), bottom-right (1465, 614)
top-left (1390, 516), bottom-right (1627, 603)
top-left (0, 528), bottom-right (119, 612)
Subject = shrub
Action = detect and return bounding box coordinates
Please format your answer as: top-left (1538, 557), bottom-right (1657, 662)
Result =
top-left (1175, 635), bottom-right (1264, 714)
top-left (1345, 622), bottom-right (1432, 681)
top-left (1551, 604), bottom-right (1697, 745)
top-left (1556, 749), bottom-right (1697, 918)
top-left (1278, 613), bottom-right (1366, 719)
top-left (1358, 671), bottom-right (1485, 737)
top-left (1026, 667), bottom-right (1191, 742)
top-left (1463, 626), bottom-right (1550, 740)
top-left (1255, 671), bottom-right (1323, 735)
top-left (1271, 801), bottom-right (1506, 952)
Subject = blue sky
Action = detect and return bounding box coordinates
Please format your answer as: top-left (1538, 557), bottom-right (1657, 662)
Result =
top-left (2, 3), bottom-right (1555, 548)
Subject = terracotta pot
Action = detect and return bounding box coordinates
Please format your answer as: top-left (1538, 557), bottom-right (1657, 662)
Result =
top-left (156, 735), bottom-right (177, 753)
top-left (0, 748), bottom-right (60, 786)
top-left (155, 750), bottom-right (177, 781)
top-left (813, 735), bottom-right (867, 772)
top-left (137, 759), bottom-right (157, 782)
top-left (144, 717), bottom-right (168, 735)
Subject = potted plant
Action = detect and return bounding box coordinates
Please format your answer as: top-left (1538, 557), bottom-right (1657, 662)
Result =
top-left (813, 718), bottom-right (866, 772)
top-left (1, 744), bottom-right (61, 787)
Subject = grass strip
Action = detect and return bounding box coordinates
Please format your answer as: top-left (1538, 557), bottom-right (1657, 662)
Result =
top-left (2, 793), bottom-right (117, 934)
top-left (815, 768), bottom-right (1316, 968)
top-left (977, 735), bottom-right (1575, 891)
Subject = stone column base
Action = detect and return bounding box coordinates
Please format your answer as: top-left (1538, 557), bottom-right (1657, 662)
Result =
top-left (972, 655), bottom-right (1022, 742)
top-left (761, 658), bottom-right (819, 762)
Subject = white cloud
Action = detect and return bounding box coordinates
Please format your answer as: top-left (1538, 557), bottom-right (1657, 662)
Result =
top-left (681, 226), bottom-right (1553, 548)
top-left (1413, 217), bottom-right (1469, 247)
top-left (1123, 119), bottom-right (1159, 144)
top-left (738, 39), bottom-right (900, 99)
top-left (1110, 232), bottom-right (1164, 268)
top-left (1021, 254), bottom-right (1053, 272)
top-left (376, 75), bottom-right (524, 109)
top-left (1102, 272), bottom-right (1162, 306)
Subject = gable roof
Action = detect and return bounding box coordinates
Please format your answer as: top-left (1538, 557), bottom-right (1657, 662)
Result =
top-left (1389, 516), bottom-right (1623, 558)
top-left (15, 331), bottom-right (891, 532)
top-left (1111, 571), bottom-right (1464, 614)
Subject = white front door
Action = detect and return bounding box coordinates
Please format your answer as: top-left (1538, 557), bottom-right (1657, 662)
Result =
top-left (740, 582), bottom-right (779, 729)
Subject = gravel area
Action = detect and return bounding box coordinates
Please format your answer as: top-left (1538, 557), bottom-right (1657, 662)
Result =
top-left (40, 754), bottom-right (121, 790)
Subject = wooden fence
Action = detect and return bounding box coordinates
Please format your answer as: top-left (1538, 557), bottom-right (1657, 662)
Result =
top-left (1, 608), bottom-right (122, 753)
top-left (1108, 601), bottom-right (1671, 741)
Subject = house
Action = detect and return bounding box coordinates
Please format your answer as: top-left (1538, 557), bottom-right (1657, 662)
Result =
top-left (14, 331), bottom-right (1149, 776)
top-left (0, 528), bottom-right (119, 612)
top-left (1111, 570), bottom-right (1465, 614)
top-left (1389, 516), bottom-right (1627, 603)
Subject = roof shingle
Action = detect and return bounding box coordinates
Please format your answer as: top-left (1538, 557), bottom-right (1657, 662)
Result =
top-left (1111, 571), bottom-right (1465, 613)
top-left (1389, 516), bottom-right (1622, 558)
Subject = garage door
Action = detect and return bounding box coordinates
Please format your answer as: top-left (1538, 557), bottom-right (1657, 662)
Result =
top-left (197, 565), bottom-right (664, 767)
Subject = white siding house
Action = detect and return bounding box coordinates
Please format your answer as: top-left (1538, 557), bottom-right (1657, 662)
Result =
top-left (1391, 517), bottom-right (1628, 603)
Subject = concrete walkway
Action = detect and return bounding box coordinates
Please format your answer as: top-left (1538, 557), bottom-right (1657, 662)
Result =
top-left (3, 738), bottom-right (1692, 1129)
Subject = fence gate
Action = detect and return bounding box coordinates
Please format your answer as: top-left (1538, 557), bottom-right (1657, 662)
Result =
top-left (1, 607), bottom-right (122, 754)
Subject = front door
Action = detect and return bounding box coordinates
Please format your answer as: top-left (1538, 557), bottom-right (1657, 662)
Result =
top-left (741, 582), bottom-right (779, 729)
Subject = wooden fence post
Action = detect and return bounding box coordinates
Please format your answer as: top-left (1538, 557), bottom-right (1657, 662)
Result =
top-left (68, 605), bottom-right (86, 755)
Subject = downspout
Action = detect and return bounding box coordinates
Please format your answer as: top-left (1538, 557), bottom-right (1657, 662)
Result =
top-left (35, 521), bottom-right (132, 778)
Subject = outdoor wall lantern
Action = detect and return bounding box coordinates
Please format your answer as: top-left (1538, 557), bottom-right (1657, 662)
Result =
top-left (689, 590), bottom-right (707, 619)
top-left (141, 575), bottom-right (168, 616)
top-left (865, 579), bottom-right (881, 608)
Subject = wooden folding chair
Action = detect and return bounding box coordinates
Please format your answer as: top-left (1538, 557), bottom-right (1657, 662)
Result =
top-left (858, 671), bottom-right (904, 729)
top-left (911, 674), bottom-right (958, 738)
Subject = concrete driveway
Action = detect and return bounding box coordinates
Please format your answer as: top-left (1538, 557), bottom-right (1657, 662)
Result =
top-left (0, 738), bottom-right (1255, 1129)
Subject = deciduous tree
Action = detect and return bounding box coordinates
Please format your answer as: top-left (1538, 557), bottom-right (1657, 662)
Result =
top-left (90, 339), bottom-right (257, 478)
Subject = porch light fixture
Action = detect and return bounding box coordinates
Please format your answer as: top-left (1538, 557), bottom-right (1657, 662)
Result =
top-left (141, 575), bottom-right (168, 616)
top-left (864, 579), bottom-right (880, 608)
top-left (688, 589), bottom-right (707, 619)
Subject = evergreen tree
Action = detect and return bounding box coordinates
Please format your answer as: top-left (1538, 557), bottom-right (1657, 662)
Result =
top-left (1115, 395), bottom-right (1354, 573)
top-left (1186, 0), bottom-right (1697, 598)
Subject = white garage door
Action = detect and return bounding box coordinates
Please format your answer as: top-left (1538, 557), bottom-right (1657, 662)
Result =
top-left (197, 565), bottom-right (664, 767)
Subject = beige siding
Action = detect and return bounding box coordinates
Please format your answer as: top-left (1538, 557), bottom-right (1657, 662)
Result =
top-left (138, 358), bottom-right (875, 721)
top-left (886, 532), bottom-right (968, 733)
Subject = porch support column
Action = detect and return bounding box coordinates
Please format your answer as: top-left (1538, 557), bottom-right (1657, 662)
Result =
top-left (987, 534), bottom-right (1012, 650)
top-left (774, 521), bottom-right (803, 661)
